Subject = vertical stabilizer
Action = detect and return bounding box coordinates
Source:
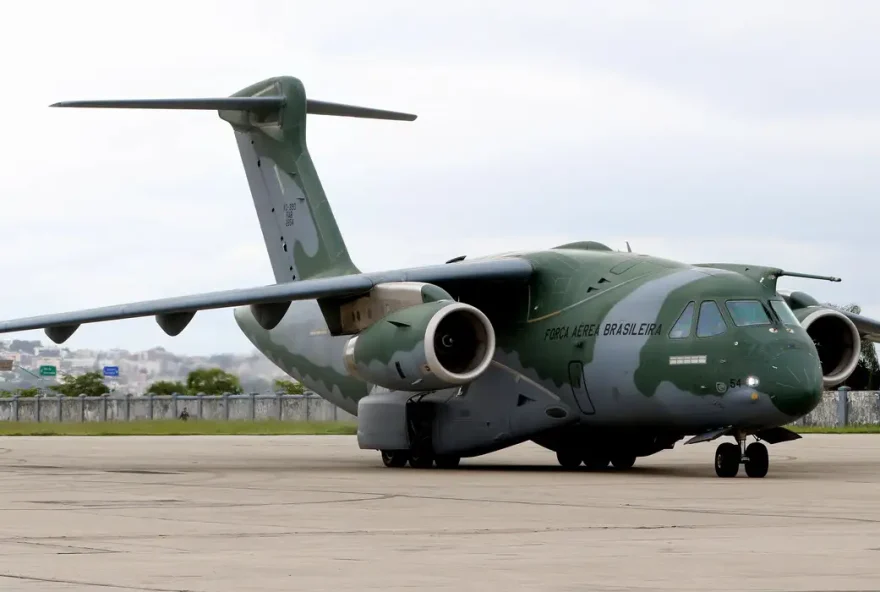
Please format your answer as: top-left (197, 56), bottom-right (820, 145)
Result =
top-left (51, 76), bottom-right (417, 283)
top-left (221, 77), bottom-right (357, 283)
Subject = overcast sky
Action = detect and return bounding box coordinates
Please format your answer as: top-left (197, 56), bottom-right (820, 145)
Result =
top-left (1, 1), bottom-right (878, 355)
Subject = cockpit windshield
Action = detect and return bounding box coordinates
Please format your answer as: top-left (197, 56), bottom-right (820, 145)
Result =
top-left (726, 300), bottom-right (771, 327)
top-left (770, 299), bottom-right (800, 326)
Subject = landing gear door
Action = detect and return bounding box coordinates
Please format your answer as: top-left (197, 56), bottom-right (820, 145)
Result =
top-left (568, 361), bottom-right (596, 415)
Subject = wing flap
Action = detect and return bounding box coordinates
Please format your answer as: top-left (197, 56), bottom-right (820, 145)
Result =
top-left (0, 258), bottom-right (532, 343)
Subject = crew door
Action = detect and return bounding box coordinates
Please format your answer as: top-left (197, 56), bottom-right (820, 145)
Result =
top-left (568, 361), bottom-right (595, 415)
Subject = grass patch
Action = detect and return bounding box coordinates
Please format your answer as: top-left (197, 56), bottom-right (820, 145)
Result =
top-left (3, 421), bottom-right (878, 437)
top-left (789, 425), bottom-right (880, 434)
top-left (0, 419), bottom-right (358, 436)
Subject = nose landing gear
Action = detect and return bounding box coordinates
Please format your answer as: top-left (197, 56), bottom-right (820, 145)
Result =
top-left (714, 434), bottom-right (768, 478)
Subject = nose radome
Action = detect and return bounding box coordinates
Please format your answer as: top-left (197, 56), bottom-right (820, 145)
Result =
top-left (764, 345), bottom-right (824, 418)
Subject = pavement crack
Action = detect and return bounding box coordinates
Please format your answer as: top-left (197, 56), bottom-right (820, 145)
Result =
top-left (0, 572), bottom-right (192, 592)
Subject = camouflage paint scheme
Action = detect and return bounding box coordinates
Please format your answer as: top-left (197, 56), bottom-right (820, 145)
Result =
top-left (234, 245), bottom-right (821, 432)
top-left (4, 74), bottom-right (880, 476)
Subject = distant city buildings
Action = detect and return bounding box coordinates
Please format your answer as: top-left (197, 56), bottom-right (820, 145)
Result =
top-left (0, 339), bottom-right (288, 395)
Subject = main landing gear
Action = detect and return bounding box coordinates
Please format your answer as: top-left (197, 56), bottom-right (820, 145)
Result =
top-left (714, 435), bottom-right (768, 478)
top-left (380, 450), bottom-right (461, 469)
top-left (555, 449), bottom-right (636, 471)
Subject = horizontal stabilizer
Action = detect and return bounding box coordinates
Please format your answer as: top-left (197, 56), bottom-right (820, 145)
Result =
top-left (305, 99), bottom-right (416, 121)
top-left (51, 97), bottom-right (285, 110)
top-left (51, 97), bottom-right (417, 121)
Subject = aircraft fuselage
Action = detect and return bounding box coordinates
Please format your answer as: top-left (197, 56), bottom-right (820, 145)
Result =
top-left (234, 245), bottom-right (824, 454)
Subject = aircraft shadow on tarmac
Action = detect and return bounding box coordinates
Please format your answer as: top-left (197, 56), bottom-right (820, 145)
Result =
top-left (10, 453), bottom-right (869, 482)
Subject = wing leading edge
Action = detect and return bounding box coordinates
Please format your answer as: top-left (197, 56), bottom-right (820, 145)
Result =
top-left (842, 310), bottom-right (880, 343)
top-left (0, 258), bottom-right (533, 344)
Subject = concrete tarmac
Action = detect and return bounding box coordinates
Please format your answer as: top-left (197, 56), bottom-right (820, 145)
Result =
top-left (0, 434), bottom-right (878, 592)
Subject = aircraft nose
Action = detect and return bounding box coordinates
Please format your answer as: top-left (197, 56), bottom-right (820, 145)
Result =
top-left (763, 343), bottom-right (823, 418)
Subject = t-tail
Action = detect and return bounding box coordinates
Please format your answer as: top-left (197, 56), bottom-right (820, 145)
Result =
top-left (52, 76), bottom-right (417, 284)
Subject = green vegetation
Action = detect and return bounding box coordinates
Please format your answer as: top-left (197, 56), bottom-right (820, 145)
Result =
top-left (50, 371), bottom-right (110, 397)
top-left (2, 368), bottom-right (305, 398)
top-left (6, 387), bottom-right (40, 398)
top-left (0, 372), bottom-right (112, 398)
top-left (145, 380), bottom-right (188, 396)
top-left (0, 421), bottom-right (876, 437)
top-left (0, 419), bottom-right (358, 436)
top-left (146, 368), bottom-right (244, 396)
top-left (274, 378), bottom-right (305, 394)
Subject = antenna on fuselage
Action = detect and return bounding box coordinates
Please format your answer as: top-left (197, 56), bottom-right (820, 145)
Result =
top-left (625, 241), bottom-right (632, 253)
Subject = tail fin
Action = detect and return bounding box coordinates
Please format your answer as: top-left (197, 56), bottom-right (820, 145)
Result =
top-left (52, 76), bottom-right (417, 283)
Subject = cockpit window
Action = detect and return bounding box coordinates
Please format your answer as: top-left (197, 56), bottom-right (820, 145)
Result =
top-left (770, 299), bottom-right (800, 326)
top-left (697, 301), bottom-right (727, 337)
top-left (726, 300), bottom-right (771, 327)
top-left (669, 301), bottom-right (695, 339)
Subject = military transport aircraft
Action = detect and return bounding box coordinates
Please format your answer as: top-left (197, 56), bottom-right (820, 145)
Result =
top-left (1, 75), bottom-right (877, 478)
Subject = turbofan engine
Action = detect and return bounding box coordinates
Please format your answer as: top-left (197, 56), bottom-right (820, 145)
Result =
top-left (342, 300), bottom-right (496, 391)
top-left (795, 306), bottom-right (861, 387)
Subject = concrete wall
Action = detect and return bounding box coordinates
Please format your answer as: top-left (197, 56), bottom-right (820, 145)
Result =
top-left (0, 389), bottom-right (876, 427)
top-left (0, 393), bottom-right (356, 423)
top-left (789, 389), bottom-right (880, 428)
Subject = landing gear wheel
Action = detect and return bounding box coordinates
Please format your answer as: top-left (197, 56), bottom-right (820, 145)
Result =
top-left (556, 450), bottom-right (582, 469)
top-left (435, 455), bottom-right (461, 469)
top-left (714, 442), bottom-right (740, 478)
top-left (744, 442), bottom-right (769, 478)
top-left (381, 450), bottom-right (409, 468)
top-left (583, 454), bottom-right (610, 471)
top-left (409, 451), bottom-right (435, 469)
top-left (610, 454), bottom-right (636, 470)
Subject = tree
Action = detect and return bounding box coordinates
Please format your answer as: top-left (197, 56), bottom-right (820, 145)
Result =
top-left (185, 368), bottom-right (242, 395)
top-left (14, 387), bottom-right (40, 398)
top-left (146, 380), bottom-right (188, 396)
top-left (0, 387), bottom-right (40, 398)
top-left (824, 303), bottom-right (880, 390)
top-left (49, 371), bottom-right (110, 397)
top-left (274, 378), bottom-right (305, 394)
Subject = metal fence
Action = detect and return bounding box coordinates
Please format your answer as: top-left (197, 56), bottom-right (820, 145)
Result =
top-left (0, 388), bottom-right (876, 427)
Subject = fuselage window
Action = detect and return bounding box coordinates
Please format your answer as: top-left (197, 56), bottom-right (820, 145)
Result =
top-left (697, 300), bottom-right (727, 337)
top-left (726, 300), bottom-right (771, 327)
top-left (669, 301), bottom-right (695, 339)
top-left (770, 299), bottom-right (800, 326)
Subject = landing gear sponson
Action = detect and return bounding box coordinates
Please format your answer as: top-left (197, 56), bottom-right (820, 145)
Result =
top-left (380, 450), bottom-right (461, 469)
top-left (555, 449), bottom-right (636, 471)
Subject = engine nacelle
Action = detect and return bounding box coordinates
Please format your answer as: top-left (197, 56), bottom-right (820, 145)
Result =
top-left (795, 306), bottom-right (861, 387)
top-left (343, 300), bottom-right (496, 391)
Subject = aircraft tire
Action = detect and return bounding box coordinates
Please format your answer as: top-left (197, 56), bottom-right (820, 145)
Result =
top-left (409, 451), bottom-right (435, 469)
top-left (381, 450), bottom-right (409, 468)
top-left (744, 442), bottom-right (769, 478)
top-left (583, 453), bottom-right (610, 471)
top-left (714, 442), bottom-right (740, 478)
top-left (556, 450), bottom-right (582, 469)
top-left (435, 455), bottom-right (461, 469)
top-left (610, 454), bottom-right (636, 470)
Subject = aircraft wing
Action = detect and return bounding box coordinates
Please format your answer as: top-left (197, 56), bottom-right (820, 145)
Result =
top-left (841, 310), bottom-right (880, 343)
top-left (0, 257), bottom-right (533, 344)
